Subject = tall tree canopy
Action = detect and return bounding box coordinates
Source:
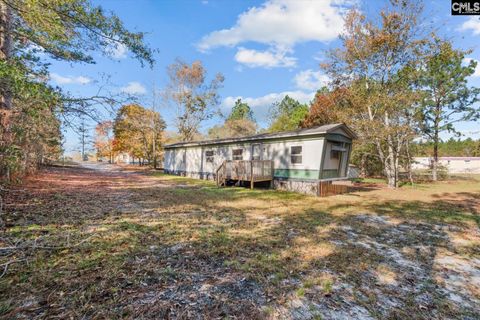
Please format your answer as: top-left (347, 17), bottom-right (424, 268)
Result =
top-left (113, 104), bottom-right (165, 164)
top-left (227, 99), bottom-right (254, 122)
top-left (164, 59), bottom-right (224, 142)
top-left (323, 0), bottom-right (426, 188)
top-left (414, 138), bottom-right (480, 157)
top-left (0, 0), bottom-right (153, 181)
top-left (302, 88), bottom-right (347, 127)
top-left (417, 38), bottom-right (480, 180)
top-left (268, 95), bottom-right (309, 132)
top-left (208, 99), bottom-right (257, 139)
top-left (93, 120), bottom-right (114, 162)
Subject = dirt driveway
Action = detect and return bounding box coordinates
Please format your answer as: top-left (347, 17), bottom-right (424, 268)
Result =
top-left (1, 164), bottom-right (479, 319)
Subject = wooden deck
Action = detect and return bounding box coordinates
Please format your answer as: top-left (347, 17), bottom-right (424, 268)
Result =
top-left (216, 160), bottom-right (274, 189)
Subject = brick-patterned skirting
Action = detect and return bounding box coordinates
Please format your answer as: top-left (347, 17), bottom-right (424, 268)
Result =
top-left (164, 170), bottom-right (349, 196)
top-left (273, 179), bottom-right (320, 196)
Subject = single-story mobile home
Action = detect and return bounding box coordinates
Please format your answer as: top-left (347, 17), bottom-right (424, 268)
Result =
top-left (163, 123), bottom-right (357, 195)
top-left (413, 157), bottom-right (480, 174)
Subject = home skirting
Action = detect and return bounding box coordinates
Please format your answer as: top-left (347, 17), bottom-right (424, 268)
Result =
top-left (164, 169), bottom-right (349, 196)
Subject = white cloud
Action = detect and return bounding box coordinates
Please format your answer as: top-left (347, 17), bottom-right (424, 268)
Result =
top-left (224, 91), bottom-right (314, 109)
top-left (108, 42), bottom-right (128, 59)
top-left (120, 82), bottom-right (147, 95)
top-left (459, 17), bottom-right (480, 35)
top-left (50, 73), bottom-right (91, 85)
top-left (223, 90), bottom-right (315, 122)
top-left (464, 58), bottom-right (480, 77)
top-left (198, 0), bottom-right (346, 51)
top-left (197, 0), bottom-right (347, 68)
top-left (234, 47), bottom-right (296, 68)
top-left (294, 69), bottom-right (329, 90)
top-left (27, 43), bottom-right (46, 56)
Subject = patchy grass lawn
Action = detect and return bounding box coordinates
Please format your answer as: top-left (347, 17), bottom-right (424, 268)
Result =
top-left (1, 164), bottom-right (479, 319)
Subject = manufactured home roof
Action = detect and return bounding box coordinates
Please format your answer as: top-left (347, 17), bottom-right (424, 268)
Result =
top-left (165, 123), bottom-right (357, 149)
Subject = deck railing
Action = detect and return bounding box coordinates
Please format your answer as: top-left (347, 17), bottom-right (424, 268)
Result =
top-left (216, 160), bottom-right (273, 188)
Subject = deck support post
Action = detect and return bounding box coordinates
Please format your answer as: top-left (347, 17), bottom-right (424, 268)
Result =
top-left (215, 160), bottom-right (273, 189)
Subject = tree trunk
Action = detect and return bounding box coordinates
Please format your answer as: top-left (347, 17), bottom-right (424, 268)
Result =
top-left (432, 129), bottom-right (439, 181)
top-left (384, 159), bottom-right (396, 189)
top-left (384, 112), bottom-right (398, 189)
top-left (0, 1), bottom-right (13, 181)
top-left (360, 154), bottom-right (367, 178)
top-left (0, 1), bottom-right (12, 110)
top-left (405, 140), bottom-right (414, 185)
top-left (431, 102), bottom-right (442, 182)
top-left (152, 131), bottom-right (157, 169)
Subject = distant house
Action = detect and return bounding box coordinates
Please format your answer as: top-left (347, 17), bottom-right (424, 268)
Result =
top-left (97, 152), bottom-right (131, 164)
top-left (413, 157), bottom-right (480, 174)
top-left (115, 152), bottom-right (132, 164)
top-left (164, 123), bottom-right (357, 195)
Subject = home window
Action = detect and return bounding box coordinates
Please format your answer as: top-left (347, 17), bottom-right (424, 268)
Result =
top-left (331, 150), bottom-right (341, 159)
top-left (232, 149), bottom-right (243, 160)
top-left (330, 142), bottom-right (345, 159)
top-left (291, 146), bottom-right (302, 164)
top-left (205, 150), bottom-right (214, 163)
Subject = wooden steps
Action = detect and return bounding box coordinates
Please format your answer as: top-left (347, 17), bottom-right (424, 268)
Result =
top-left (216, 160), bottom-right (273, 189)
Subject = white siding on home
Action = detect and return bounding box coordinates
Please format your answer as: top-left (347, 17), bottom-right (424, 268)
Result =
top-left (163, 125), bottom-right (355, 182)
top-left (264, 139), bottom-right (324, 171)
top-left (185, 148), bottom-right (201, 173)
top-left (164, 138), bottom-right (326, 175)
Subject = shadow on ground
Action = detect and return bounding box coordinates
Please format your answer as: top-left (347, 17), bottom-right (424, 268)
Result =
top-left (1, 165), bottom-right (479, 319)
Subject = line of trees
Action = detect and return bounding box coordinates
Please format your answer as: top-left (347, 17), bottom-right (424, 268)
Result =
top-left (94, 104), bottom-right (165, 167)
top-left (414, 138), bottom-right (480, 158)
top-left (300, 1), bottom-right (479, 188)
top-left (183, 1), bottom-right (479, 188)
top-left (3, 0), bottom-right (478, 189)
top-left (0, 0), bottom-right (153, 183)
top-left (208, 99), bottom-right (257, 139)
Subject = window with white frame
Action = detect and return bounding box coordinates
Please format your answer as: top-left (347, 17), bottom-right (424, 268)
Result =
top-left (290, 146), bottom-right (302, 164)
top-left (205, 150), bottom-right (214, 163)
top-left (232, 149), bottom-right (243, 160)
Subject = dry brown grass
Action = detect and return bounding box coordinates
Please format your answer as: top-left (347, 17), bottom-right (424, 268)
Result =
top-left (1, 165), bottom-right (479, 319)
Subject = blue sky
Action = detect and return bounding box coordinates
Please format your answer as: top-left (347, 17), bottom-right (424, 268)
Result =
top-left (47, 0), bottom-right (480, 154)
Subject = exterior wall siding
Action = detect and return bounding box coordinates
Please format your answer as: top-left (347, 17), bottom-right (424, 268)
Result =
top-left (273, 168), bottom-right (320, 180)
top-left (165, 137), bottom-right (326, 179)
top-left (163, 127), bottom-right (354, 195)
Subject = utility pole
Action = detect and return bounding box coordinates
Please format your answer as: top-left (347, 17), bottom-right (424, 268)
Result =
top-left (81, 129), bottom-right (85, 161)
top-left (151, 82), bottom-right (159, 169)
top-left (78, 117), bottom-right (90, 161)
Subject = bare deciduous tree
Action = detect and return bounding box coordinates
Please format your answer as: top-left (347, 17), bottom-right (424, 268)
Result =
top-left (164, 59), bottom-right (224, 142)
top-left (323, 1), bottom-right (427, 188)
